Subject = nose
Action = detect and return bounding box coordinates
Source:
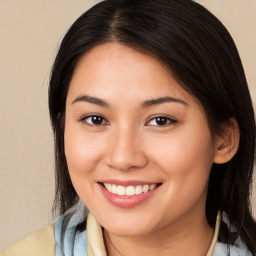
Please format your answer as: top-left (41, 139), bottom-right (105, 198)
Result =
top-left (105, 127), bottom-right (148, 171)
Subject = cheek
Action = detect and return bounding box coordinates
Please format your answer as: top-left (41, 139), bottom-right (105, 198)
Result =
top-left (64, 121), bottom-right (104, 182)
top-left (149, 132), bottom-right (213, 170)
top-left (145, 124), bottom-right (214, 196)
top-left (64, 123), bottom-right (108, 208)
top-left (148, 130), bottom-right (214, 215)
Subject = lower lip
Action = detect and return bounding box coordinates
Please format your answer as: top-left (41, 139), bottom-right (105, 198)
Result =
top-left (99, 184), bottom-right (160, 208)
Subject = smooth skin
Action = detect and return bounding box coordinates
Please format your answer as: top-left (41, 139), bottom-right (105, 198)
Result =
top-left (64, 43), bottom-right (240, 256)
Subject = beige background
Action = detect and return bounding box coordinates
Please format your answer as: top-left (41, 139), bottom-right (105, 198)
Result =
top-left (0, 0), bottom-right (255, 251)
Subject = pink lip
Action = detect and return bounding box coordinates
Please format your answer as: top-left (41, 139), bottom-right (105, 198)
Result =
top-left (99, 179), bottom-right (158, 186)
top-left (98, 183), bottom-right (160, 208)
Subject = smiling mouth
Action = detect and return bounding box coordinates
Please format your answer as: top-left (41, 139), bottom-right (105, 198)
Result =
top-left (99, 182), bottom-right (161, 196)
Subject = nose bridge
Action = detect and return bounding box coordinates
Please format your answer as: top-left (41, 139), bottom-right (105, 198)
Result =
top-left (106, 123), bottom-right (147, 171)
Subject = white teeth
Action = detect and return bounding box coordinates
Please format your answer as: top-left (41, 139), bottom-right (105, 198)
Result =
top-left (126, 186), bottom-right (135, 196)
top-left (117, 185), bottom-right (126, 195)
top-left (103, 183), bottom-right (158, 196)
top-left (142, 184), bottom-right (149, 193)
top-left (135, 185), bottom-right (143, 195)
top-left (107, 184), bottom-right (112, 192)
top-left (112, 184), bottom-right (117, 194)
top-left (150, 184), bottom-right (157, 190)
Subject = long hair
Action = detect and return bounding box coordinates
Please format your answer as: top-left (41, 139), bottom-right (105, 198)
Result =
top-left (49, 0), bottom-right (256, 253)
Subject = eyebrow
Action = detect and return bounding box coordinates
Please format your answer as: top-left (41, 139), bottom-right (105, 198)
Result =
top-left (72, 94), bottom-right (187, 108)
top-left (72, 95), bottom-right (109, 107)
top-left (141, 96), bottom-right (188, 108)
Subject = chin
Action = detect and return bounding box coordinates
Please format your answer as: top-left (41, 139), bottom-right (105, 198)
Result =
top-left (101, 215), bottom-right (158, 237)
top-left (105, 224), bottom-right (153, 237)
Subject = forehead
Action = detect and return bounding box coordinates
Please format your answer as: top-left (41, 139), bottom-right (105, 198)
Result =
top-left (66, 43), bottom-right (205, 114)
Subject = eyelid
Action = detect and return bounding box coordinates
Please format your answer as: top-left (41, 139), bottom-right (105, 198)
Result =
top-left (78, 114), bottom-right (177, 127)
top-left (80, 114), bottom-right (109, 126)
top-left (145, 115), bottom-right (177, 126)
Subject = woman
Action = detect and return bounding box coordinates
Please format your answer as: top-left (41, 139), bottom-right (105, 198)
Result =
top-left (2, 0), bottom-right (255, 255)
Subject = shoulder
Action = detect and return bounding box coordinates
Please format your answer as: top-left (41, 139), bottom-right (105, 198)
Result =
top-left (1, 207), bottom-right (88, 256)
top-left (0, 224), bottom-right (55, 256)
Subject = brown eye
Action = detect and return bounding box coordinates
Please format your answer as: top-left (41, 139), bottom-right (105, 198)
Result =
top-left (146, 116), bottom-right (176, 126)
top-left (91, 116), bottom-right (104, 125)
top-left (155, 117), bottom-right (168, 125)
top-left (82, 115), bottom-right (108, 126)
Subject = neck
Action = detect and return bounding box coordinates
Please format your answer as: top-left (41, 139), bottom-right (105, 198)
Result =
top-left (104, 211), bottom-right (214, 256)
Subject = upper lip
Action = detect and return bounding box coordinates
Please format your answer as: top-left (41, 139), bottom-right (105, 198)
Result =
top-left (98, 179), bottom-right (161, 186)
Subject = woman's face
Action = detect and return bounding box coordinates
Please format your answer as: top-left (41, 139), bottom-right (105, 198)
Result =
top-left (65, 43), bottom-right (217, 236)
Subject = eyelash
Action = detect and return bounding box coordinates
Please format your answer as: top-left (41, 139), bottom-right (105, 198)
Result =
top-left (146, 116), bottom-right (177, 127)
top-left (80, 115), bottom-right (109, 127)
top-left (80, 115), bottom-right (177, 127)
